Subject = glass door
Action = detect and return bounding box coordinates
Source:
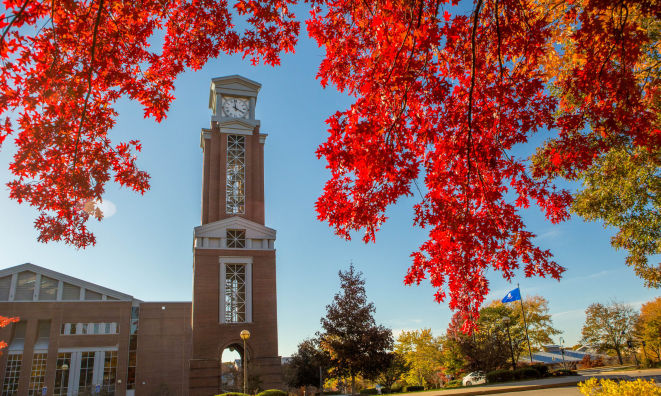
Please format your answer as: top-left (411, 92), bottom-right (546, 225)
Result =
top-left (62, 351), bottom-right (117, 396)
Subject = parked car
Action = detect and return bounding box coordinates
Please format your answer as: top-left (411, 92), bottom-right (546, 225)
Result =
top-left (462, 371), bottom-right (486, 386)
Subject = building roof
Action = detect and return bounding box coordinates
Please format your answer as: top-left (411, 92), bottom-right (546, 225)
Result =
top-left (0, 263), bottom-right (134, 301)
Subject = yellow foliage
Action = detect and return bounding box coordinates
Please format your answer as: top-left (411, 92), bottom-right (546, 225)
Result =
top-left (578, 377), bottom-right (661, 395)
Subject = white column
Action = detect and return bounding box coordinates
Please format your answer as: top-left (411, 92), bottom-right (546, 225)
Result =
top-left (8, 273), bottom-right (17, 302)
top-left (221, 237), bottom-right (227, 248)
top-left (268, 240), bottom-right (275, 250)
top-left (246, 239), bottom-right (252, 249)
top-left (219, 264), bottom-right (226, 323)
top-left (246, 263), bottom-right (253, 323)
top-left (262, 239), bottom-right (268, 250)
top-left (80, 288), bottom-right (86, 301)
top-left (33, 273), bottom-right (41, 301)
top-left (216, 94), bottom-right (223, 116)
top-left (56, 281), bottom-right (63, 301)
top-left (249, 98), bottom-right (256, 120)
top-left (203, 237), bottom-right (209, 248)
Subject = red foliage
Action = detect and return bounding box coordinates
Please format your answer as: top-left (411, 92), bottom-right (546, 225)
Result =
top-left (0, 0), bottom-right (299, 248)
top-left (2, 0), bottom-right (658, 326)
top-left (0, 316), bottom-right (19, 357)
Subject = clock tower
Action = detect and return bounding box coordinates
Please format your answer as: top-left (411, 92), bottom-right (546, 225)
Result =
top-left (189, 75), bottom-right (282, 395)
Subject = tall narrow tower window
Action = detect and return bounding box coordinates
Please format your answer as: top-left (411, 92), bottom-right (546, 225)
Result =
top-left (226, 135), bottom-right (245, 214)
top-left (225, 264), bottom-right (246, 323)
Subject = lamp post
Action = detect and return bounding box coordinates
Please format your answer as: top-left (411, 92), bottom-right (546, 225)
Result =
top-left (502, 317), bottom-right (516, 371)
top-left (240, 330), bottom-right (251, 394)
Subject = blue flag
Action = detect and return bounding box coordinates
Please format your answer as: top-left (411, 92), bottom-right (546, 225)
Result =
top-left (502, 288), bottom-right (521, 303)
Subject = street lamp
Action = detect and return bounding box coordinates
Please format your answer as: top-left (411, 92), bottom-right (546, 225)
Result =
top-left (240, 330), bottom-right (251, 394)
top-left (501, 317), bottom-right (516, 371)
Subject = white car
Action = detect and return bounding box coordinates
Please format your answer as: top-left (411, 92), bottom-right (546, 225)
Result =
top-left (462, 371), bottom-right (486, 386)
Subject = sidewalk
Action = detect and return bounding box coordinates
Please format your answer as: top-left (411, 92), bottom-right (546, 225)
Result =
top-left (398, 368), bottom-right (661, 395)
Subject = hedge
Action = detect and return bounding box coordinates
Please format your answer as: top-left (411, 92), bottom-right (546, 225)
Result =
top-left (405, 386), bottom-right (424, 392)
top-left (554, 369), bottom-right (577, 376)
top-left (359, 389), bottom-right (378, 395)
top-left (486, 370), bottom-right (517, 383)
top-left (514, 367), bottom-right (540, 380)
top-left (314, 392), bottom-right (343, 396)
top-left (530, 364), bottom-right (549, 377)
top-left (257, 390), bottom-right (288, 396)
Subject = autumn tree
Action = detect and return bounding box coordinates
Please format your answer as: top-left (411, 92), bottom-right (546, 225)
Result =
top-left (395, 329), bottom-right (443, 388)
top-left (317, 264), bottom-right (393, 395)
top-left (581, 299), bottom-right (639, 365)
top-left (488, 294), bottom-right (561, 348)
top-left (286, 339), bottom-right (330, 392)
top-left (439, 336), bottom-right (467, 379)
top-left (531, 1), bottom-right (661, 288)
top-left (0, 317), bottom-right (18, 356)
top-left (636, 297), bottom-right (661, 363)
top-left (377, 352), bottom-right (410, 393)
top-left (2, 0), bottom-right (661, 328)
top-left (451, 306), bottom-right (524, 372)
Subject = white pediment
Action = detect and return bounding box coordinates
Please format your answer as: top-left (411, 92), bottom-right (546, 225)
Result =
top-left (194, 217), bottom-right (276, 240)
top-left (0, 263), bottom-right (133, 301)
top-left (209, 75), bottom-right (262, 111)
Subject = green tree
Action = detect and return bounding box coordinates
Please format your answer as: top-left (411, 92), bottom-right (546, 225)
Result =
top-left (377, 352), bottom-right (410, 393)
top-left (489, 294), bottom-right (562, 350)
top-left (318, 264), bottom-right (394, 395)
top-left (286, 339), bottom-right (329, 391)
top-left (581, 299), bottom-right (639, 365)
top-left (569, 148), bottom-right (661, 288)
top-left (395, 329), bottom-right (443, 388)
top-left (449, 306), bottom-right (523, 372)
top-left (439, 336), bottom-right (466, 379)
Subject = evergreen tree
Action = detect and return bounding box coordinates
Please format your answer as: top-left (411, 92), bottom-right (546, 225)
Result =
top-left (318, 264), bottom-right (393, 395)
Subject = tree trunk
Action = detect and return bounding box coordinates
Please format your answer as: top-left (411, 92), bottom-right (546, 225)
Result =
top-left (615, 346), bottom-right (623, 365)
top-left (351, 375), bottom-right (356, 396)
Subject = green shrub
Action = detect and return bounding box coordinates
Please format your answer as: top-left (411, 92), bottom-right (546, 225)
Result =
top-left (257, 390), bottom-right (287, 396)
top-left (486, 370), bottom-right (516, 383)
top-left (513, 367), bottom-right (540, 380)
top-left (390, 386), bottom-right (403, 394)
top-left (554, 369), bottom-right (577, 376)
top-left (218, 393), bottom-right (250, 396)
top-left (443, 379), bottom-right (462, 388)
top-left (314, 392), bottom-right (343, 396)
top-left (404, 386), bottom-right (424, 392)
top-left (359, 389), bottom-right (378, 395)
top-left (530, 364), bottom-right (549, 377)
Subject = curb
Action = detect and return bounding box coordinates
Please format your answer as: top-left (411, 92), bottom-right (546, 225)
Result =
top-left (428, 381), bottom-right (582, 395)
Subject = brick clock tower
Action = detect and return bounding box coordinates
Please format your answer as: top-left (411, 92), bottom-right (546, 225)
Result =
top-left (189, 75), bottom-right (282, 395)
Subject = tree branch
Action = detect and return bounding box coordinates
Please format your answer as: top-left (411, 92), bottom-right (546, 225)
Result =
top-left (71, 0), bottom-right (105, 171)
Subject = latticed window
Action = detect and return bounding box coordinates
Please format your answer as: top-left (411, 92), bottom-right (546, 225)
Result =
top-left (3, 354), bottom-right (22, 396)
top-left (54, 353), bottom-right (71, 396)
top-left (225, 264), bottom-right (246, 323)
top-left (226, 135), bottom-right (245, 214)
top-left (28, 353), bottom-right (47, 396)
top-left (103, 351), bottom-right (118, 395)
top-left (227, 230), bottom-right (245, 249)
top-left (78, 352), bottom-right (95, 395)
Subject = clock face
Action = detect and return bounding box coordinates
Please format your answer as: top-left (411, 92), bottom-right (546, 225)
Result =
top-left (223, 98), bottom-right (249, 118)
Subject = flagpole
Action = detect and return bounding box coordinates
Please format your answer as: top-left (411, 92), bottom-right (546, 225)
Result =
top-left (518, 283), bottom-right (534, 363)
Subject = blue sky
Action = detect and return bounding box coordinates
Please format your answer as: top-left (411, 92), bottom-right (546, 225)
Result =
top-left (0, 5), bottom-right (659, 358)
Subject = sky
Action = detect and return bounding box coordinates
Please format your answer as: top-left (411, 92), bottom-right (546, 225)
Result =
top-left (0, 3), bottom-right (659, 358)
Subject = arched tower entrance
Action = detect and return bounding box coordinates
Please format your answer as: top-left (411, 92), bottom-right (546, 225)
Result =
top-left (188, 76), bottom-right (282, 396)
